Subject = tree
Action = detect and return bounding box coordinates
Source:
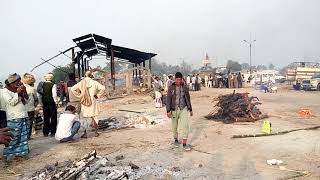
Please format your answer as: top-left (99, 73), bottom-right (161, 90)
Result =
top-left (241, 63), bottom-right (250, 70)
top-left (257, 65), bottom-right (267, 70)
top-left (268, 63), bottom-right (275, 70)
top-left (52, 64), bottom-right (74, 83)
top-left (279, 66), bottom-right (289, 76)
top-left (151, 59), bottom-right (193, 76)
top-left (226, 60), bottom-right (242, 71)
top-left (179, 60), bottom-right (192, 76)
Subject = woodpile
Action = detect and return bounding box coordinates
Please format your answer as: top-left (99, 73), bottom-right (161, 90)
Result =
top-left (205, 92), bottom-right (268, 123)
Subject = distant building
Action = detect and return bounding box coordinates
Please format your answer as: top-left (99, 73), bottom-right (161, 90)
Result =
top-left (199, 53), bottom-right (213, 72)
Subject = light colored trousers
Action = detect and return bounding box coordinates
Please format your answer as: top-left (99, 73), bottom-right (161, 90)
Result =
top-left (171, 107), bottom-right (189, 139)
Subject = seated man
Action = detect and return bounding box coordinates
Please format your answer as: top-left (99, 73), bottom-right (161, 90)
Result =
top-left (55, 105), bottom-right (81, 143)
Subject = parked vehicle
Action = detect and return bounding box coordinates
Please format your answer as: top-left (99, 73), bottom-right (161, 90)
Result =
top-left (286, 62), bottom-right (320, 88)
top-left (301, 74), bottom-right (320, 91)
top-left (254, 70), bottom-right (276, 85)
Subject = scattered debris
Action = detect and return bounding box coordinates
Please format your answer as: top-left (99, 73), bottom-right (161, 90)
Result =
top-left (298, 108), bottom-right (313, 118)
top-left (232, 125), bottom-right (320, 139)
top-left (267, 159), bottom-right (283, 165)
top-left (26, 151), bottom-right (96, 180)
top-left (171, 167), bottom-right (181, 172)
top-left (24, 151), bottom-right (181, 180)
top-left (118, 109), bottom-right (143, 114)
top-left (128, 162), bottom-right (140, 170)
top-left (205, 92), bottom-right (268, 123)
top-left (115, 155), bottom-right (124, 161)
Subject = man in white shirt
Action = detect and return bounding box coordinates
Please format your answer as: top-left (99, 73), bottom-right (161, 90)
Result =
top-left (191, 74), bottom-right (196, 91)
top-left (204, 75), bottom-right (208, 88)
top-left (55, 105), bottom-right (80, 143)
top-left (186, 75), bottom-right (191, 89)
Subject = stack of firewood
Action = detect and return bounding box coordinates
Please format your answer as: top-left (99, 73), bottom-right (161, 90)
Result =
top-left (205, 92), bottom-right (267, 123)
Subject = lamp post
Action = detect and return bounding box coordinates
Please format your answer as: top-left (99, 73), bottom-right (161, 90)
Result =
top-left (243, 39), bottom-right (256, 77)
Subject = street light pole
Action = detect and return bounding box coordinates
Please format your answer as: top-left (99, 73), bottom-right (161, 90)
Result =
top-left (249, 43), bottom-right (252, 75)
top-left (243, 39), bottom-right (256, 78)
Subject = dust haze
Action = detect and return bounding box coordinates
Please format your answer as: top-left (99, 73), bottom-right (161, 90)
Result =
top-left (1, 0), bottom-right (320, 78)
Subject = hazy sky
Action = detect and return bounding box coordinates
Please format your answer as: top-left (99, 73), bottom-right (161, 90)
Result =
top-left (1, 0), bottom-right (320, 79)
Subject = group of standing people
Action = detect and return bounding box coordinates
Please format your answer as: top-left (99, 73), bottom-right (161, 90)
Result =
top-left (186, 74), bottom-right (202, 91)
top-left (0, 71), bottom-right (105, 162)
top-left (227, 72), bottom-right (243, 88)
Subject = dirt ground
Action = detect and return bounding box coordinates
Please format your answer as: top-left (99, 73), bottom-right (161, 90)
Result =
top-left (1, 86), bottom-right (320, 180)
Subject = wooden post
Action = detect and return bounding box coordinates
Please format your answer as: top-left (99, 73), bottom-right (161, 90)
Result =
top-left (126, 69), bottom-right (133, 94)
top-left (135, 64), bottom-right (138, 81)
top-left (71, 48), bottom-right (75, 75)
top-left (138, 63), bottom-right (141, 83)
top-left (149, 58), bottom-right (152, 70)
top-left (147, 69), bottom-right (151, 88)
top-left (87, 59), bottom-right (90, 70)
top-left (142, 61), bottom-right (146, 87)
top-left (84, 58), bottom-right (87, 72)
top-left (111, 49), bottom-right (115, 90)
top-left (132, 64), bottom-right (135, 81)
top-left (77, 53), bottom-right (81, 79)
top-left (81, 57), bottom-right (84, 77)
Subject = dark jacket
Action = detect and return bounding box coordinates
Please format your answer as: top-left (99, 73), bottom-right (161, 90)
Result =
top-left (166, 82), bottom-right (192, 113)
top-left (42, 82), bottom-right (55, 104)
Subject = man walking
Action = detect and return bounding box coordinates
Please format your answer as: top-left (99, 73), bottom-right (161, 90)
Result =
top-left (37, 73), bottom-right (58, 137)
top-left (186, 75), bottom-right (191, 89)
top-left (166, 72), bottom-right (193, 151)
top-left (153, 76), bottom-right (163, 108)
top-left (191, 74), bottom-right (196, 91)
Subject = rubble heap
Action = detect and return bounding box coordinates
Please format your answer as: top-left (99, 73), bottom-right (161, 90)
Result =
top-left (25, 151), bottom-right (180, 180)
top-left (205, 92), bottom-right (267, 123)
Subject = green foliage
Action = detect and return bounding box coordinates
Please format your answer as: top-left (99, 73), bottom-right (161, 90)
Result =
top-left (151, 59), bottom-right (193, 76)
top-left (241, 63), bottom-right (250, 70)
top-left (226, 60), bottom-right (242, 71)
top-left (268, 63), bottom-right (275, 70)
top-left (52, 64), bottom-right (74, 83)
top-left (257, 65), bottom-right (267, 70)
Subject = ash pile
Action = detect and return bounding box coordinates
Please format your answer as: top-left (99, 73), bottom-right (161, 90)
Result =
top-left (205, 92), bottom-right (268, 123)
top-left (98, 113), bottom-right (165, 130)
top-left (24, 151), bottom-right (180, 180)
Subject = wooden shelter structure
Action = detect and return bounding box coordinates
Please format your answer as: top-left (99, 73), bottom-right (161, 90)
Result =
top-left (32, 33), bottom-right (157, 90)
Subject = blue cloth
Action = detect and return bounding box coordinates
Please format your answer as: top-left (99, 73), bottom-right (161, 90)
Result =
top-left (70, 121), bottom-right (80, 138)
top-left (60, 121), bottom-right (80, 142)
top-left (3, 118), bottom-right (30, 157)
